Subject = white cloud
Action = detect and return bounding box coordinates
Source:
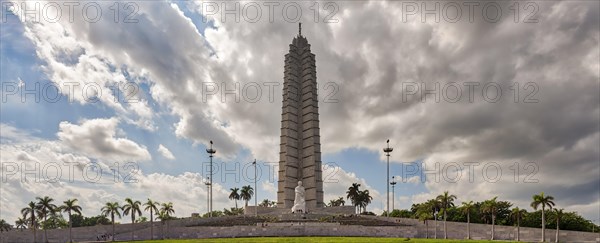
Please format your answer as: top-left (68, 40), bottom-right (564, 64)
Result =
top-left (9, 0), bottom-right (155, 131)
top-left (57, 118), bottom-right (151, 162)
top-left (0, 123), bottom-right (36, 143)
top-left (157, 144), bottom-right (176, 160)
top-left (397, 196), bottom-right (412, 210)
top-left (261, 181), bottom-right (277, 197)
top-left (0, 125), bottom-right (234, 223)
top-left (323, 165), bottom-right (382, 214)
top-left (393, 175), bottom-right (421, 185)
top-left (6, 0), bottom-right (599, 222)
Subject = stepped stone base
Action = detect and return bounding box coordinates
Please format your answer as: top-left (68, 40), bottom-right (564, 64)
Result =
top-left (2, 215), bottom-right (599, 242)
top-left (244, 206), bottom-right (355, 216)
top-left (260, 222), bottom-right (341, 226)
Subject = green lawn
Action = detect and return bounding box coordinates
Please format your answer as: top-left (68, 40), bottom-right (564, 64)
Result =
top-left (128, 237), bottom-right (517, 243)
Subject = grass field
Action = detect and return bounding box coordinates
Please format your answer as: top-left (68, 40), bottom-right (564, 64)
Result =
top-left (127, 237), bottom-right (517, 243)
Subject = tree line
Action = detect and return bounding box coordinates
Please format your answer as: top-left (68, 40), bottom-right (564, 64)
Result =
top-left (5, 185), bottom-right (261, 241)
top-left (6, 196), bottom-right (176, 242)
top-left (327, 184), bottom-right (599, 240)
top-left (2, 187), bottom-right (598, 243)
top-left (385, 191), bottom-right (598, 241)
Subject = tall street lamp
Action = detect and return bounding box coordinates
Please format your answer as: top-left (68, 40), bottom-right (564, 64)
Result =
top-left (252, 159), bottom-right (257, 217)
top-left (204, 177), bottom-right (211, 217)
top-left (206, 141), bottom-right (216, 218)
top-left (390, 176), bottom-right (397, 214)
top-left (383, 139), bottom-right (393, 217)
top-left (434, 209), bottom-right (438, 239)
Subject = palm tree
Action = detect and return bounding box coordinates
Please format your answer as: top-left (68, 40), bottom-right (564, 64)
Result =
top-left (357, 190), bottom-right (373, 213)
top-left (553, 208), bottom-right (564, 243)
top-left (481, 197), bottom-right (499, 240)
top-left (531, 192), bottom-right (555, 242)
top-left (240, 185), bottom-right (254, 207)
top-left (346, 183), bottom-right (361, 213)
top-left (21, 201), bottom-right (38, 242)
top-left (417, 202), bottom-right (434, 238)
top-left (159, 202), bottom-right (175, 239)
top-left (101, 202), bottom-right (121, 242)
top-left (426, 199), bottom-right (441, 239)
top-left (336, 197), bottom-right (345, 206)
top-left (328, 197), bottom-right (346, 207)
top-left (143, 199), bottom-right (160, 240)
top-left (0, 219), bottom-right (12, 231)
top-left (259, 199), bottom-right (270, 207)
top-left (511, 207), bottom-right (526, 241)
top-left (224, 207), bottom-right (244, 215)
top-left (61, 199), bottom-right (82, 243)
top-left (36, 196), bottom-right (57, 242)
top-left (460, 201), bottom-right (474, 240)
top-left (327, 199), bottom-right (334, 207)
top-left (157, 211), bottom-right (169, 239)
top-left (436, 191), bottom-right (457, 239)
top-left (160, 202), bottom-right (175, 218)
top-left (15, 217), bottom-right (26, 231)
top-left (122, 198), bottom-right (142, 241)
top-left (229, 188), bottom-right (241, 209)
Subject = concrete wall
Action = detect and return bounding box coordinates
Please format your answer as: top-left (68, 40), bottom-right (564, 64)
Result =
top-left (2, 216), bottom-right (599, 242)
top-left (164, 225), bottom-right (418, 239)
top-left (368, 216), bottom-right (600, 242)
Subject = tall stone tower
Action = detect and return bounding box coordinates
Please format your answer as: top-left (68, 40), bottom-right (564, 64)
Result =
top-left (278, 24), bottom-right (324, 209)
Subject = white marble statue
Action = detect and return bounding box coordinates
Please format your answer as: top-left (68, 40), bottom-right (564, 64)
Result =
top-left (291, 181), bottom-right (306, 213)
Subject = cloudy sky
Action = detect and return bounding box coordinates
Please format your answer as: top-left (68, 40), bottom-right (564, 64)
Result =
top-left (1, 0), bottom-right (598, 224)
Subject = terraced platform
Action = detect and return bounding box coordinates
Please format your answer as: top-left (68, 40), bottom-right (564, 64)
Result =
top-left (1, 215), bottom-right (598, 242)
top-left (182, 214), bottom-right (410, 227)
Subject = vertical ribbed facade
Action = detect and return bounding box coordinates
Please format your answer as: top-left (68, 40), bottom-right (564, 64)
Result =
top-left (277, 30), bottom-right (324, 209)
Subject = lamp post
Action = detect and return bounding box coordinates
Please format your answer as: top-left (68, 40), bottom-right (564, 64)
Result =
top-left (390, 176), bottom-right (397, 214)
top-left (434, 210), bottom-right (438, 239)
top-left (204, 178), bottom-right (211, 217)
top-left (252, 159), bottom-right (257, 217)
top-left (383, 139), bottom-right (393, 217)
top-left (206, 141), bottom-right (216, 218)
